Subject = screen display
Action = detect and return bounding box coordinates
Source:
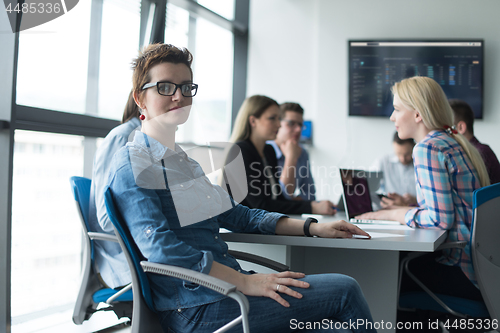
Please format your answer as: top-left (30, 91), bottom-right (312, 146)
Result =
top-left (340, 169), bottom-right (373, 219)
top-left (349, 40), bottom-right (484, 118)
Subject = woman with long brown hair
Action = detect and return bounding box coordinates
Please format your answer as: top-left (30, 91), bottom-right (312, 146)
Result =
top-left (228, 95), bottom-right (336, 215)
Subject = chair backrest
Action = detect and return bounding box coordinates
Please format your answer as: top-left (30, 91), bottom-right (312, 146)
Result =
top-left (70, 176), bottom-right (92, 230)
top-left (104, 187), bottom-right (155, 309)
top-left (471, 182), bottom-right (500, 322)
top-left (70, 176), bottom-right (97, 261)
top-left (70, 177), bottom-right (92, 226)
top-left (104, 187), bottom-right (163, 332)
top-left (70, 176), bottom-right (94, 252)
top-left (70, 176), bottom-right (100, 325)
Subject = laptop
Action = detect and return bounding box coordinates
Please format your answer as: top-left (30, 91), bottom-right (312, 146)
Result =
top-left (339, 169), bottom-right (399, 225)
top-left (336, 170), bottom-right (384, 210)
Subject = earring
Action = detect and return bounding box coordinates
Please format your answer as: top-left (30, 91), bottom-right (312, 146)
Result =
top-left (140, 114), bottom-right (145, 120)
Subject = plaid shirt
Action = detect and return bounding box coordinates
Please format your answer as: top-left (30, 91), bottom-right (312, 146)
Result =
top-left (405, 130), bottom-right (481, 287)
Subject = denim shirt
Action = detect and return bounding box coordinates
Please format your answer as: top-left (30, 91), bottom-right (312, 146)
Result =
top-left (89, 117), bottom-right (140, 288)
top-left (106, 131), bottom-right (286, 311)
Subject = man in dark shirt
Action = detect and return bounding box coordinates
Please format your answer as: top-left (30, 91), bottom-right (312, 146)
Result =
top-left (450, 99), bottom-right (500, 184)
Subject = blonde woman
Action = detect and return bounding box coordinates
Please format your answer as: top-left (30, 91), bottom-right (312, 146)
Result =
top-left (358, 76), bottom-right (489, 303)
top-left (228, 95), bottom-right (336, 215)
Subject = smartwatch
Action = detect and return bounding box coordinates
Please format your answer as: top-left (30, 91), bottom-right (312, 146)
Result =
top-left (303, 217), bottom-right (318, 237)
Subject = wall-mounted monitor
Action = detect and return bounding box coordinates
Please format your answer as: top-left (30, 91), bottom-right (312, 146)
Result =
top-left (349, 40), bottom-right (484, 118)
top-left (300, 120), bottom-right (313, 144)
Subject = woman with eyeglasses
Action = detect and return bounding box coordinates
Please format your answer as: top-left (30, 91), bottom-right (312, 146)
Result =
top-left (105, 43), bottom-right (375, 333)
top-left (228, 95), bottom-right (336, 215)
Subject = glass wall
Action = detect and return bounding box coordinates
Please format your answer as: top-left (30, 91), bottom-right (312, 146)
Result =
top-left (198, 0), bottom-right (235, 20)
top-left (11, 131), bottom-right (84, 324)
top-left (165, 2), bottom-right (189, 48)
top-left (98, 0), bottom-right (141, 119)
top-left (6, 0), bottom-right (247, 331)
top-left (16, 0), bottom-right (141, 121)
top-left (166, 2), bottom-right (234, 144)
top-left (11, 0), bottom-right (140, 330)
top-left (16, 1), bottom-right (92, 115)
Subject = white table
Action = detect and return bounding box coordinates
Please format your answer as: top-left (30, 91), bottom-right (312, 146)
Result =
top-left (221, 213), bottom-right (447, 332)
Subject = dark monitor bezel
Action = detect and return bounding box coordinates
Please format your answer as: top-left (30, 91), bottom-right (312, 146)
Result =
top-left (348, 39), bottom-right (485, 119)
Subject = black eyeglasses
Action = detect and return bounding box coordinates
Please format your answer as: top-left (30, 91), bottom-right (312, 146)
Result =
top-left (282, 119), bottom-right (305, 130)
top-left (142, 81), bottom-right (198, 97)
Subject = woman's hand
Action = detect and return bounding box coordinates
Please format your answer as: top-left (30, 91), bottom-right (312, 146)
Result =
top-left (310, 220), bottom-right (371, 238)
top-left (356, 207), bottom-right (410, 224)
top-left (240, 271), bottom-right (309, 307)
top-left (275, 217), bottom-right (369, 238)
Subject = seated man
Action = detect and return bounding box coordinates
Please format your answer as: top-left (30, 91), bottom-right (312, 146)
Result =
top-left (373, 131), bottom-right (417, 207)
top-left (450, 99), bottom-right (500, 184)
top-left (87, 91), bottom-right (140, 288)
top-left (267, 102), bottom-right (316, 201)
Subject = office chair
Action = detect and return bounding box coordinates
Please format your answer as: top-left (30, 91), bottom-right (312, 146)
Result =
top-left (398, 183), bottom-right (500, 329)
top-left (70, 176), bottom-right (133, 325)
top-left (471, 182), bottom-right (500, 326)
top-left (104, 187), bottom-right (289, 333)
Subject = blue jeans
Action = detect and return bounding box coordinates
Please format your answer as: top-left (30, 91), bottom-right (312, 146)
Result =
top-left (159, 274), bottom-right (376, 333)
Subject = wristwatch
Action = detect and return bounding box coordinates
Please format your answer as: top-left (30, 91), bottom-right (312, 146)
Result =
top-left (303, 217), bottom-right (318, 237)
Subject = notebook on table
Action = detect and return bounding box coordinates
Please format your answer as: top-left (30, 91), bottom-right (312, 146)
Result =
top-left (339, 169), bottom-right (400, 225)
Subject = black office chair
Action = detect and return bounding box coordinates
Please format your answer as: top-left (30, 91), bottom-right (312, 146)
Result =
top-left (104, 186), bottom-right (289, 333)
top-left (398, 183), bottom-right (500, 331)
top-left (70, 176), bottom-right (133, 325)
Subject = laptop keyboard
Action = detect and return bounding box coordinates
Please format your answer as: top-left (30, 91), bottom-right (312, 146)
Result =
top-left (350, 218), bottom-right (377, 224)
top-left (350, 218), bottom-right (400, 225)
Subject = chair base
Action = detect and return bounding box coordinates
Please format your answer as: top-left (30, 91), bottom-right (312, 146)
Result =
top-left (82, 302), bottom-right (133, 323)
top-left (400, 291), bottom-right (490, 318)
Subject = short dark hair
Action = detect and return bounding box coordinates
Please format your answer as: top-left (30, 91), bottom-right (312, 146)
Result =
top-left (449, 99), bottom-right (474, 135)
top-left (279, 102), bottom-right (304, 118)
top-left (122, 90), bottom-right (141, 124)
top-left (131, 43), bottom-right (193, 104)
top-left (393, 131), bottom-right (415, 146)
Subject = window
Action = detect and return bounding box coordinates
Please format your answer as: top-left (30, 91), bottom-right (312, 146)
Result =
top-left (165, 2), bottom-right (190, 48)
top-left (3, 1), bottom-right (248, 331)
top-left (16, 0), bottom-right (141, 121)
top-left (16, 1), bottom-right (92, 114)
top-left (11, 131), bottom-right (84, 324)
top-left (98, 0), bottom-right (141, 119)
top-left (198, 0), bottom-right (235, 20)
top-left (166, 2), bottom-right (234, 144)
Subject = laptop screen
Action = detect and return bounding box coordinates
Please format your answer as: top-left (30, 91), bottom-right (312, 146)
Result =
top-left (340, 169), bottom-right (373, 219)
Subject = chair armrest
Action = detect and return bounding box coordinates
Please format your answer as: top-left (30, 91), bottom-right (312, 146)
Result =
top-left (141, 261), bottom-right (251, 333)
top-left (435, 241), bottom-right (467, 251)
top-left (404, 241), bottom-right (468, 263)
top-left (140, 262), bottom-right (237, 296)
top-left (106, 283), bottom-right (132, 304)
top-left (228, 250), bottom-right (289, 272)
top-left (88, 232), bottom-right (119, 243)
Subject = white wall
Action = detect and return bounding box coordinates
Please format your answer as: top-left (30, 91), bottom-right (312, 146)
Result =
top-left (248, 0), bottom-right (500, 200)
